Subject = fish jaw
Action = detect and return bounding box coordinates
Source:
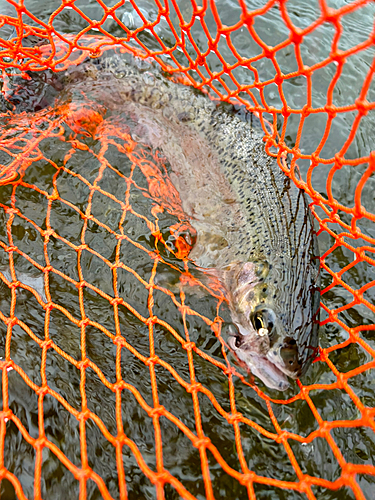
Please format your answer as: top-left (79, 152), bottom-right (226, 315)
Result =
top-left (227, 316), bottom-right (320, 388)
top-left (227, 314), bottom-right (320, 388)
top-left (227, 335), bottom-right (289, 391)
top-left (222, 261), bottom-right (291, 390)
top-left (221, 254), bottom-right (320, 388)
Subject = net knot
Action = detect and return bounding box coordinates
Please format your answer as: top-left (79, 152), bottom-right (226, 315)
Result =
top-left (360, 407), bottom-right (373, 424)
top-left (79, 318), bottom-right (90, 327)
top-left (352, 289), bottom-right (362, 303)
top-left (282, 106), bottom-right (290, 118)
top-left (114, 380), bottom-right (127, 392)
top-left (310, 152), bottom-right (319, 164)
top-left (78, 409), bottom-right (91, 422)
top-left (275, 431), bottom-right (289, 444)
top-left (324, 7), bottom-right (339, 24)
top-left (239, 471), bottom-right (255, 485)
top-left (223, 365), bottom-right (236, 377)
top-left (9, 281), bottom-right (21, 289)
top-left (41, 339), bottom-right (53, 350)
top-left (44, 302), bottom-right (54, 312)
top-left (77, 359), bottom-right (90, 370)
top-left (43, 229), bottom-right (54, 239)
top-left (274, 74), bottom-right (283, 86)
top-left (36, 385), bottom-right (49, 397)
top-left (292, 147), bottom-right (301, 158)
top-left (331, 49), bottom-right (345, 64)
top-left (334, 153), bottom-right (344, 167)
top-left (146, 316), bottom-right (158, 326)
top-left (1, 409), bottom-right (13, 422)
top-left (289, 29), bottom-right (303, 45)
top-left (48, 190), bottom-right (59, 201)
top-left (14, 4), bottom-right (26, 14)
top-left (324, 105), bottom-right (337, 119)
top-left (6, 314), bottom-right (17, 326)
top-left (115, 234), bottom-right (126, 241)
top-left (182, 341), bottom-right (195, 352)
top-left (110, 297), bottom-right (123, 306)
top-left (263, 46), bottom-right (273, 59)
top-left (241, 13), bottom-right (254, 27)
top-left (298, 385), bottom-right (310, 399)
top-left (348, 329), bottom-right (358, 343)
top-left (195, 55), bottom-right (205, 67)
top-left (227, 412), bottom-right (242, 425)
top-left (113, 336), bottom-right (127, 347)
top-left (318, 421), bottom-right (330, 436)
top-left (355, 98), bottom-right (369, 117)
top-left (5, 245), bottom-right (17, 253)
top-left (355, 247), bottom-right (365, 260)
top-left (34, 437), bottom-right (47, 451)
top-left (75, 468), bottom-right (92, 482)
top-left (186, 382), bottom-right (202, 394)
top-left (76, 244), bottom-right (88, 252)
top-left (90, 21), bottom-right (101, 30)
top-left (149, 405), bottom-right (165, 418)
top-left (335, 372), bottom-right (345, 389)
top-left (145, 356), bottom-right (158, 367)
top-left (301, 65), bottom-right (312, 77)
top-left (5, 207), bottom-right (18, 216)
top-left (341, 463), bottom-right (355, 478)
top-left (193, 436), bottom-right (210, 449)
top-left (155, 471), bottom-right (170, 484)
top-left (0, 359), bottom-right (13, 372)
top-left (301, 105), bottom-right (310, 118)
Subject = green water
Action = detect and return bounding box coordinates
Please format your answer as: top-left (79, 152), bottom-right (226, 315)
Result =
top-left (0, 1), bottom-right (374, 499)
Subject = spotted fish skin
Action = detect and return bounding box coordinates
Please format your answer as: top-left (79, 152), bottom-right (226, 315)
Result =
top-left (62, 52), bottom-right (321, 390)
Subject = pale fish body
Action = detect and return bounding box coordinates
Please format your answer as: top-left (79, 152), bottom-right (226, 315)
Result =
top-left (16, 51), bottom-right (321, 390)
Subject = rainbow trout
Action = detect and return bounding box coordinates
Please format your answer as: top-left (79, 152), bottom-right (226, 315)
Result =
top-left (4, 51), bottom-right (321, 390)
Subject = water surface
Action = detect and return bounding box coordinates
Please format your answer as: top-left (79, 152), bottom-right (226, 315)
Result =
top-left (0, 1), bottom-right (374, 499)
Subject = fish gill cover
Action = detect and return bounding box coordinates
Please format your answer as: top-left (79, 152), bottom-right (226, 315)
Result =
top-left (0, 1), bottom-right (374, 500)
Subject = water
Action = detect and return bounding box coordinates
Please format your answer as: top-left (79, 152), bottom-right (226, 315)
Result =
top-left (0, 0), bottom-right (374, 499)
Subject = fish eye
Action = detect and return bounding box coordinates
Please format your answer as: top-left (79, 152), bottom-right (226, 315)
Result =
top-left (253, 313), bottom-right (264, 331)
top-left (251, 308), bottom-right (275, 336)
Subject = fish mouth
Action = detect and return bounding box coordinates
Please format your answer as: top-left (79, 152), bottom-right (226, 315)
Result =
top-left (227, 335), bottom-right (290, 391)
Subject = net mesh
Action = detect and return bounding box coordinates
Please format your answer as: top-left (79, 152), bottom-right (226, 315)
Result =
top-left (0, 0), bottom-right (374, 499)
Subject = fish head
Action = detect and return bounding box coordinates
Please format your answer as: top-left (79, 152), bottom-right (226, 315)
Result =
top-left (224, 257), bottom-right (320, 391)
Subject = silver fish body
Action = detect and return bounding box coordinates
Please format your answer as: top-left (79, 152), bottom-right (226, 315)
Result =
top-left (19, 52), bottom-right (321, 390)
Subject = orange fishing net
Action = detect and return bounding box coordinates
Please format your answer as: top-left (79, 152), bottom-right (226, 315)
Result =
top-left (0, 0), bottom-right (374, 499)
